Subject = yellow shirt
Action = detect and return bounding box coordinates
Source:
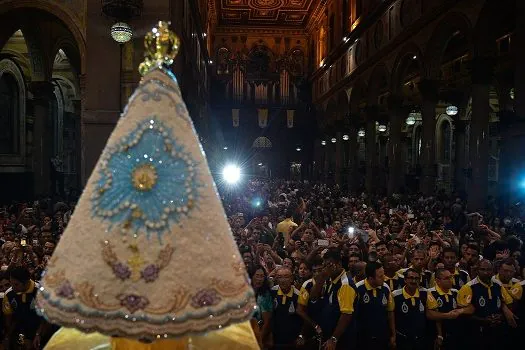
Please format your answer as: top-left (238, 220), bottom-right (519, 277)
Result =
top-left (44, 321), bottom-right (260, 350)
top-left (510, 280), bottom-right (525, 301)
top-left (327, 270), bottom-right (357, 314)
top-left (2, 280), bottom-right (36, 315)
top-left (457, 277), bottom-right (513, 307)
top-left (276, 218), bottom-right (297, 246)
top-left (426, 285), bottom-right (456, 310)
top-left (361, 279), bottom-right (395, 312)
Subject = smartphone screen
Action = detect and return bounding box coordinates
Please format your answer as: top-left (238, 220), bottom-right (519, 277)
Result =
top-left (317, 239), bottom-right (329, 247)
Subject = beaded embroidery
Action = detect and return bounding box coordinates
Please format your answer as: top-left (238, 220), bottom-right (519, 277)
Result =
top-left (191, 289), bottom-right (221, 308)
top-left (101, 240), bottom-right (174, 283)
top-left (91, 118), bottom-right (200, 241)
top-left (56, 281), bottom-right (75, 300)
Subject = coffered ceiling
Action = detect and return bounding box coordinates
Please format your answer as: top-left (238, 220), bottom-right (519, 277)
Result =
top-left (215, 0), bottom-right (320, 27)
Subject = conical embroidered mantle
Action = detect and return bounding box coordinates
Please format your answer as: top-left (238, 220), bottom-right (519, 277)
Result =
top-left (36, 21), bottom-right (255, 340)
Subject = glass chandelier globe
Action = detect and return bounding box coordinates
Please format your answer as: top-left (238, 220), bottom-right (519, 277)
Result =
top-left (111, 22), bottom-right (133, 43)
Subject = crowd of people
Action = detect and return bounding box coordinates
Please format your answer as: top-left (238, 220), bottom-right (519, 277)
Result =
top-left (1, 180), bottom-right (525, 349)
top-left (225, 180), bottom-right (525, 349)
top-left (0, 199), bottom-right (72, 349)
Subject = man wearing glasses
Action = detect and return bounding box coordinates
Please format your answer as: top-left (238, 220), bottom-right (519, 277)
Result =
top-left (391, 269), bottom-right (428, 350)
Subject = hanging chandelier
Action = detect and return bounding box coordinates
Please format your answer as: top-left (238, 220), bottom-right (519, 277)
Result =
top-left (102, 0), bottom-right (143, 43)
top-left (111, 22), bottom-right (133, 43)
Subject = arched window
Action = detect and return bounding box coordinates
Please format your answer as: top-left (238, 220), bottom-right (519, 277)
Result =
top-left (441, 121), bottom-right (451, 162)
top-left (0, 73), bottom-right (18, 154)
top-left (0, 58), bottom-right (25, 160)
top-left (252, 137), bottom-right (272, 148)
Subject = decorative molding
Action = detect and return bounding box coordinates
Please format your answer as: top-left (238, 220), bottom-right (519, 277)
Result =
top-left (216, 0), bottom-right (319, 27)
top-left (209, 0), bottom-right (218, 26)
top-left (305, 0), bottom-right (326, 33)
top-left (214, 26), bottom-right (308, 36)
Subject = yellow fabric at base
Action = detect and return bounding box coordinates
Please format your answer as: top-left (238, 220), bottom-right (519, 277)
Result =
top-left (45, 321), bottom-right (260, 350)
top-left (43, 328), bottom-right (110, 350)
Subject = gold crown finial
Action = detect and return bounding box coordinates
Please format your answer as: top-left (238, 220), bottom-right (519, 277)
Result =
top-left (139, 21), bottom-right (180, 76)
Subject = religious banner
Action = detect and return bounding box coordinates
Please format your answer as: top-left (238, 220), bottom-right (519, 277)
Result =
top-left (287, 109), bottom-right (295, 128)
top-left (258, 108), bottom-right (268, 128)
top-left (232, 108), bottom-right (240, 127)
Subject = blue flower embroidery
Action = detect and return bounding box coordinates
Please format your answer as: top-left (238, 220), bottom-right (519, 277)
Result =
top-left (91, 118), bottom-right (199, 241)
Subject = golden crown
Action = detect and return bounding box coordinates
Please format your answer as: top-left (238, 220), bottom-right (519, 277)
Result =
top-left (139, 21), bottom-right (180, 76)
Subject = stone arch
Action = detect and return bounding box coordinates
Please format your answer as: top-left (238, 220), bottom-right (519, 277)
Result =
top-left (0, 30), bottom-right (31, 79)
top-left (391, 42), bottom-right (424, 94)
top-left (424, 12), bottom-right (473, 79)
top-left (367, 63), bottom-right (391, 106)
top-left (0, 0), bottom-right (86, 74)
top-left (51, 36), bottom-right (82, 76)
top-left (0, 58), bottom-right (26, 162)
top-left (0, 27), bottom-right (48, 82)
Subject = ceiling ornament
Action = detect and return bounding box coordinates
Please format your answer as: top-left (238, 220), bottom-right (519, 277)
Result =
top-left (249, 0), bottom-right (283, 10)
top-left (216, 0), bottom-right (316, 27)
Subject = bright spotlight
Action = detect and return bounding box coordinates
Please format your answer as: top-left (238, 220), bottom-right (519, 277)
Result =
top-left (222, 164), bottom-right (241, 184)
top-left (348, 226), bottom-right (355, 238)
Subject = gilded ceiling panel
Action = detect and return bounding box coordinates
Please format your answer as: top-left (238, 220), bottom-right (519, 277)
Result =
top-left (217, 0), bottom-right (318, 27)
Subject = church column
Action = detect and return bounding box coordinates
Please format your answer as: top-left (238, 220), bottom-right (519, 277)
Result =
top-left (365, 106), bottom-right (378, 194)
top-left (323, 139), bottom-right (329, 182)
top-left (387, 96), bottom-right (403, 195)
top-left (499, 6), bottom-right (525, 203)
top-left (418, 79), bottom-right (439, 195)
top-left (30, 81), bottom-right (54, 196)
top-left (498, 108), bottom-right (516, 199)
top-left (335, 131), bottom-right (343, 185)
top-left (468, 58), bottom-right (493, 211)
top-left (516, 0), bottom-right (525, 119)
top-left (72, 97), bottom-right (82, 191)
top-left (347, 123), bottom-right (358, 193)
top-left (453, 120), bottom-right (468, 193)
